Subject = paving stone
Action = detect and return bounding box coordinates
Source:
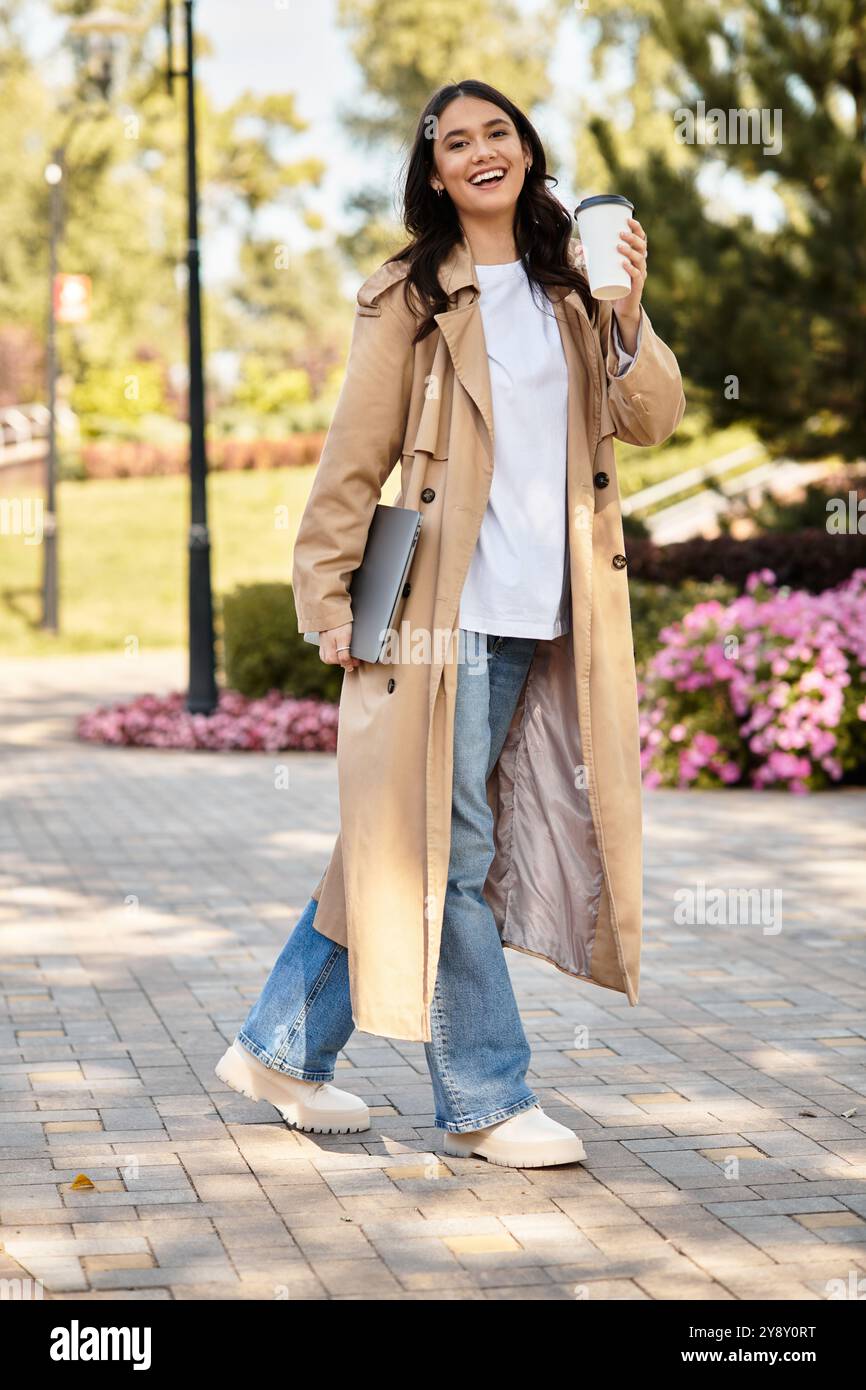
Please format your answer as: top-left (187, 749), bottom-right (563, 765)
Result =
top-left (289, 1224), bottom-right (378, 1260)
top-left (718, 1214), bottom-right (830, 1257)
top-left (12, 1258), bottom-right (89, 1292)
top-left (368, 1235), bottom-right (466, 1276)
top-left (561, 1277), bottom-right (650, 1299)
top-left (2, 654), bottom-right (864, 1300)
top-left (635, 1211), bottom-right (776, 1272)
top-left (715, 1270), bottom-right (823, 1300)
top-left (330, 1192), bottom-right (420, 1219)
top-left (90, 1264), bottom-right (238, 1289)
top-left (482, 1282), bottom-right (574, 1300)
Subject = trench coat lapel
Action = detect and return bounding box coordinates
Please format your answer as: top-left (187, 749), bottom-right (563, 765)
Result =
top-left (432, 241), bottom-right (493, 444)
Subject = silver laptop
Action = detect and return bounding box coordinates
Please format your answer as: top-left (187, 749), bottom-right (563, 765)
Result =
top-left (303, 503), bottom-right (422, 663)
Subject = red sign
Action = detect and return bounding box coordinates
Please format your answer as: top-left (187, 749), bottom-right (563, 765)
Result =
top-left (54, 274), bottom-right (92, 324)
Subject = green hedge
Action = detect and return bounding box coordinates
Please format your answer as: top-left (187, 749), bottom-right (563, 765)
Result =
top-left (626, 529), bottom-right (866, 592)
top-left (221, 581), bottom-right (343, 702)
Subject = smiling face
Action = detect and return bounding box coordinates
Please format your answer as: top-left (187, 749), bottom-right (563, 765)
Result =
top-left (428, 95), bottom-right (531, 219)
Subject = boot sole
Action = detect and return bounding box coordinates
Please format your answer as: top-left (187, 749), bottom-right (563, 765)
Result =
top-left (214, 1046), bottom-right (370, 1135)
top-left (443, 1130), bottom-right (586, 1168)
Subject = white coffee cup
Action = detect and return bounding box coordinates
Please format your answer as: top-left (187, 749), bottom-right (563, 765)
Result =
top-left (574, 194), bottom-right (635, 300)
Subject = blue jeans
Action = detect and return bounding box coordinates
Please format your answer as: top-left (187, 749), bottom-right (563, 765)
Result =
top-left (236, 630), bottom-right (541, 1132)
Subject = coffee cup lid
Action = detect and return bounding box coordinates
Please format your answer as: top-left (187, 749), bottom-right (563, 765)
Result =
top-left (574, 194), bottom-right (635, 215)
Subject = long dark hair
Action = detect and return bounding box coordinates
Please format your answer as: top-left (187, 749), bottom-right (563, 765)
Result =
top-left (388, 78), bottom-right (598, 343)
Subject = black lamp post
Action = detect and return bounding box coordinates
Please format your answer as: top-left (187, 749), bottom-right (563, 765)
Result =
top-left (165, 0), bottom-right (217, 714)
top-left (55, 4), bottom-right (218, 712)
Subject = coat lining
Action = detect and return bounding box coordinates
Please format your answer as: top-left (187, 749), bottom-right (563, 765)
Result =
top-left (485, 634), bottom-right (603, 980)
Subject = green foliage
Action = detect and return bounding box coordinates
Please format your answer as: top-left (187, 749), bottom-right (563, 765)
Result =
top-left (224, 240), bottom-right (350, 391)
top-left (233, 357), bottom-right (312, 416)
top-left (0, 19), bottom-right (342, 419)
top-left (222, 581), bottom-right (343, 703)
top-left (629, 576), bottom-right (738, 673)
top-left (622, 511), bottom-right (651, 539)
top-left (558, 0), bottom-right (866, 462)
top-left (70, 362), bottom-right (167, 436)
top-left (337, 0), bottom-right (555, 153)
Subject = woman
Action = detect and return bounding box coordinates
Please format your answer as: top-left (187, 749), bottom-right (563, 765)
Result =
top-left (216, 79), bottom-right (686, 1168)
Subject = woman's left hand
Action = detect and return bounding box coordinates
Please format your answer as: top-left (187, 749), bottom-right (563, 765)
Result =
top-left (614, 216), bottom-right (648, 333)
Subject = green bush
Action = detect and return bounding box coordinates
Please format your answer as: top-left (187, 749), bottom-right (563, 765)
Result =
top-left (221, 581), bottom-right (343, 702)
top-left (629, 576), bottom-right (738, 673)
top-left (622, 511), bottom-right (651, 540)
top-left (71, 363), bottom-right (168, 438)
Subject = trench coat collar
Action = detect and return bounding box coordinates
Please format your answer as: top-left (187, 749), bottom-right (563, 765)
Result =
top-left (437, 232), bottom-right (481, 300)
top-left (436, 229), bottom-right (592, 327)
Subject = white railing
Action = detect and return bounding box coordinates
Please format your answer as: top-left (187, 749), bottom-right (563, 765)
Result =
top-left (640, 459), bottom-right (842, 545)
top-left (620, 443), bottom-right (764, 516)
top-left (0, 403), bottom-right (78, 466)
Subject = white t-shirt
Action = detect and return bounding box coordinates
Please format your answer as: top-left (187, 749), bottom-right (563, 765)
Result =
top-left (457, 258), bottom-right (570, 639)
top-left (456, 257), bottom-right (635, 640)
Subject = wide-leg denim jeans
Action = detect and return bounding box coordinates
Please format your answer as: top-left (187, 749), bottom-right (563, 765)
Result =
top-left (236, 629), bottom-right (540, 1133)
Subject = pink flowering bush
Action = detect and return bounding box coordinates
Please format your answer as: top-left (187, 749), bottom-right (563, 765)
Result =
top-left (639, 568), bottom-right (866, 792)
top-left (76, 688), bottom-right (339, 753)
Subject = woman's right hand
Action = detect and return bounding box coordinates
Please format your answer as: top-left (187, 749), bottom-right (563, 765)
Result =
top-left (319, 623), bottom-right (359, 671)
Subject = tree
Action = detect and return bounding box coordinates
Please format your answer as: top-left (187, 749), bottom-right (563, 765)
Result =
top-left (336, 0), bottom-right (561, 274)
top-left (225, 239), bottom-right (350, 394)
top-left (0, 3), bottom-right (342, 426)
top-left (552, 0), bottom-right (866, 460)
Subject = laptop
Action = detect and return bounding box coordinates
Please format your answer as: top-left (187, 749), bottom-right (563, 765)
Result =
top-left (303, 503), bottom-right (423, 663)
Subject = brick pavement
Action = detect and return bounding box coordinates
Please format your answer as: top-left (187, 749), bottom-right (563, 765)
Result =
top-left (1, 650), bottom-right (865, 1300)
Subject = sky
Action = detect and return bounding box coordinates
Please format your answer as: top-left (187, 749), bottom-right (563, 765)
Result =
top-left (27, 0), bottom-right (783, 290)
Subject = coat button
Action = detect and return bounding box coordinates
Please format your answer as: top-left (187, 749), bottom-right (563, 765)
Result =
top-left (612, 553), bottom-right (627, 570)
top-left (421, 487), bottom-right (435, 503)
top-left (387, 677), bottom-right (395, 693)
top-left (594, 471), bottom-right (610, 489)
top-left (402, 582), bottom-right (411, 598)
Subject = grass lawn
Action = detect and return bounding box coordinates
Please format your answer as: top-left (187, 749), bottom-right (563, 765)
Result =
top-left (0, 418), bottom-right (751, 659)
top-left (0, 466), bottom-right (389, 659)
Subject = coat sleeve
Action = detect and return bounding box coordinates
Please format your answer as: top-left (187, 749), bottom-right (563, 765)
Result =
top-left (291, 291), bottom-right (414, 634)
top-left (596, 299), bottom-right (686, 447)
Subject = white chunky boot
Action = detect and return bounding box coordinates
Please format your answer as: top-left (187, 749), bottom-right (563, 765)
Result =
top-left (443, 1104), bottom-right (586, 1168)
top-left (214, 1039), bottom-right (370, 1134)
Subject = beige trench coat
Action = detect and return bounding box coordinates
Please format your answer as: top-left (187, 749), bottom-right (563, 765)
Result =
top-left (291, 232), bottom-right (686, 1043)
